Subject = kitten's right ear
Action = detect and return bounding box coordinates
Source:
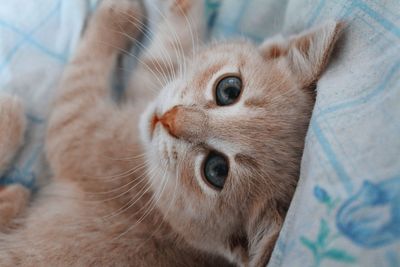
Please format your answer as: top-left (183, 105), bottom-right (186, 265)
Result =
top-left (259, 21), bottom-right (344, 87)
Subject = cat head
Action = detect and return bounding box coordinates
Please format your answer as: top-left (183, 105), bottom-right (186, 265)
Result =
top-left (139, 21), bottom-right (343, 266)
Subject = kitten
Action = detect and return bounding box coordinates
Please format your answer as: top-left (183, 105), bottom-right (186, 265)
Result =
top-left (0, 0), bottom-right (343, 266)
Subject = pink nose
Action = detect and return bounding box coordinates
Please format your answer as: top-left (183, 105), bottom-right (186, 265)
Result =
top-left (159, 106), bottom-right (180, 138)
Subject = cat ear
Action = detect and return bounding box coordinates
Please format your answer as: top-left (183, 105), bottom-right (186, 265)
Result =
top-left (245, 202), bottom-right (284, 267)
top-left (259, 21), bottom-right (344, 87)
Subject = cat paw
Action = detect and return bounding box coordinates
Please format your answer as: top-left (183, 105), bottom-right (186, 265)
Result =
top-left (98, 0), bottom-right (144, 27)
top-left (0, 94), bottom-right (26, 175)
top-left (169, 0), bottom-right (192, 15)
top-left (0, 94), bottom-right (25, 127)
top-left (90, 0), bottom-right (145, 49)
top-left (0, 184), bottom-right (30, 230)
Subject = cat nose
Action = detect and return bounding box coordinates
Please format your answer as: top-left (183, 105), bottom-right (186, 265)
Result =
top-left (159, 105), bottom-right (207, 140)
top-left (160, 106), bottom-right (180, 138)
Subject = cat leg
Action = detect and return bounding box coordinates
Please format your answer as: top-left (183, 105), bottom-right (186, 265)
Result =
top-left (0, 94), bottom-right (30, 230)
top-left (126, 0), bottom-right (206, 103)
top-left (0, 185), bottom-right (30, 230)
top-left (53, 0), bottom-right (144, 101)
top-left (47, 0), bottom-right (146, 182)
top-left (0, 95), bottom-right (26, 174)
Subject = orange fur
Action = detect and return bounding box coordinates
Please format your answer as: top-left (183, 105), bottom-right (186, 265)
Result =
top-left (0, 0), bottom-right (343, 266)
top-left (0, 94), bottom-right (29, 230)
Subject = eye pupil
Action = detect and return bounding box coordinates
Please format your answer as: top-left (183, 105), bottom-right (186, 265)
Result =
top-left (203, 151), bottom-right (229, 190)
top-left (226, 86), bottom-right (240, 98)
top-left (216, 76), bottom-right (242, 106)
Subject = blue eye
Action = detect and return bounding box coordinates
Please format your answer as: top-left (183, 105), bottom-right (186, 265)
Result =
top-left (215, 76), bottom-right (242, 106)
top-left (203, 151), bottom-right (229, 190)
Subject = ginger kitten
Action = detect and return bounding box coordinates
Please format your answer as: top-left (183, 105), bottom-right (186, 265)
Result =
top-left (0, 0), bottom-right (343, 266)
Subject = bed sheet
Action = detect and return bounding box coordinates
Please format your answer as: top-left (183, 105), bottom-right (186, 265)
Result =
top-left (0, 1), bottom-right (399, 266)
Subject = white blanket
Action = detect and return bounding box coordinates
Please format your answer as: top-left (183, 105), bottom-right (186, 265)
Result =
top-left (0, 1), bottom-right (399, 266)
top-left (0, 0), bottom-right (97, 187)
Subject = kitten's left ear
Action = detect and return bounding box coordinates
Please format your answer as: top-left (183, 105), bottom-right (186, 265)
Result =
top-left (245, 202), bottom-right (284, 267)
top-left (259, 21), bottom-right (344, 87)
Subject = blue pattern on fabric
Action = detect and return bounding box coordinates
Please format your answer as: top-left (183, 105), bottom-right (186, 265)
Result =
top-left (0, 0), bottom-right (94, 188)
top-left (337, 177), bottom-right (400, 248)
top-left (0, 1), bottom-right (399, 266)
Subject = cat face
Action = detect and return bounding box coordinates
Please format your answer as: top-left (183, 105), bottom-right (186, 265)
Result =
top-left (139, 21), bottom-right (343, 266)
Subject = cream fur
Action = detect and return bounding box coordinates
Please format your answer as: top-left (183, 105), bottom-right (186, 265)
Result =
top-left (0, 94), bottom-right (29, 230)
top-left (0, 0), bottom-right (343, 266)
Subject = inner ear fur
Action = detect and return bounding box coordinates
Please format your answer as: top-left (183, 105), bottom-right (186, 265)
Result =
top-left (259, 21), bottom-right (345, 87)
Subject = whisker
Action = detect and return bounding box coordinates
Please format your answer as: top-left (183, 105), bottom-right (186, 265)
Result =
top-left (120, 10), bottom-right (177, 86)
top-left (136, 150), bottom-right (183, 250)
top-left (80, 159), bottom-right (148, 182)
top-left (111, 165), bottom-right (168, 241)
top-left (148, 2), bottom-right (186, 80)
top-left (100, 167), bottom-right (158, 219)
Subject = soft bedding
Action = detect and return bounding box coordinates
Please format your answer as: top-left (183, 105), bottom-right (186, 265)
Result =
top-left (0, 0), bottom-right (97, 188)
top-left (0, 0), bottom-right (399, 266)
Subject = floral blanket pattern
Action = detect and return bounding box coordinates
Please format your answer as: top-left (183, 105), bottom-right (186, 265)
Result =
top-left (0, 1), bottom-right (399, 266)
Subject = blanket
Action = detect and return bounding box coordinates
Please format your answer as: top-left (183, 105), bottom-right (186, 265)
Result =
top-left (0, 0), bottom-right (399, 266)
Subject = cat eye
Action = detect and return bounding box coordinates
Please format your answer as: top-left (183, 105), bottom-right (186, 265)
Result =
top-left (215, 76), bottom-right (242, 106)
top-left (203, 151), bottom-right (229, 190)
